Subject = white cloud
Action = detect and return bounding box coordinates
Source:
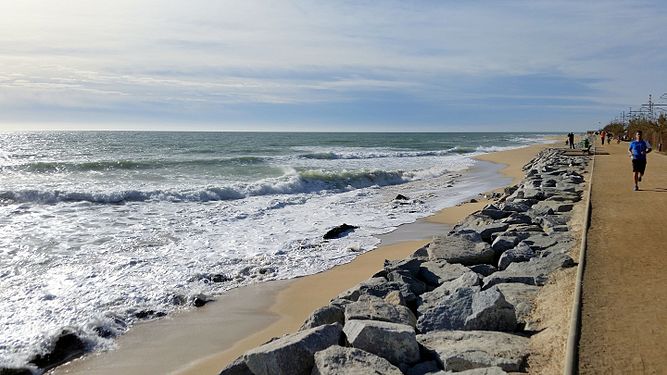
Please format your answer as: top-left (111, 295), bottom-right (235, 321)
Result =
top-left (0, 0), bottom-right (666, 126)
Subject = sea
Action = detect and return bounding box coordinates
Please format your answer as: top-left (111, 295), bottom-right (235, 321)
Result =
top-left (0, 131), bottom-right (553, 368)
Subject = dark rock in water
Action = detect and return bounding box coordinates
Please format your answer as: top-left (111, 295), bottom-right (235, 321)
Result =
top-left (94, 326), bottom-right (116, 339)
top-left (244, 323), bottom-right (342, 375)
top-left (134, 310), bottom-right (166, 319)
top-left (218, 356), bottom-right (253, 375)
top-left (312, 346), bottom-right (403, 375)
top-left (323, 224), bottom-right (359, 240)
top-left (0, 368), bottom-right (33, 375)
top-left (189, 273), bottom-right (231, 283)
top-left (29, 330), bottom-right (86, 370)
top-left (193, 295), bottom-right (212, 307)
top-left (171, 294), bottom-right (187, 305)
top-left (394, 194), bottom-right (410, 201)
top-left (300, 305), bottom-right (345, 330)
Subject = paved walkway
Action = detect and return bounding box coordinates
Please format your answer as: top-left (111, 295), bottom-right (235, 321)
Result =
top-left (579, 141), bottom-right (667, 374)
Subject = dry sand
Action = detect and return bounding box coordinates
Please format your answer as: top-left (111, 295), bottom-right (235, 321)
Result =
top-left (578, 141), bottom-right (667, 374)
top-left (52, 141), bottom-right (558, 375)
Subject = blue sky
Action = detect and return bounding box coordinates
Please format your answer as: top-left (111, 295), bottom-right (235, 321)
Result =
top-left (1, 0), bottom-right (666, 131)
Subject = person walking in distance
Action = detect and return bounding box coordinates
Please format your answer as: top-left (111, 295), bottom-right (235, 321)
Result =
top-left (600, 130), bottom-right (606, 145)
top-left (568, 132), bottom-right (575, 149)
top-left (628, 130), bottom-right (652, 191)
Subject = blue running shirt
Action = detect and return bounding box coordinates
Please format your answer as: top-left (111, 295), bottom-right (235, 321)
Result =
top-left (629, 140), bottom-right (651, 160)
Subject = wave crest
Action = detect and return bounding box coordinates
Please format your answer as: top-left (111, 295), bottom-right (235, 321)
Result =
top-left (0, 168), bottom-right (428, 204)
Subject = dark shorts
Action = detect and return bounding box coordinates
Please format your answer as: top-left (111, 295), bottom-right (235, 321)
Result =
top-left (632, 159), bottom-right (647, 174)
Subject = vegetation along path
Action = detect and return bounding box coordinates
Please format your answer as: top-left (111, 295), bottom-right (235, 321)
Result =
top-left (578, 140), bottom-right (667, 374)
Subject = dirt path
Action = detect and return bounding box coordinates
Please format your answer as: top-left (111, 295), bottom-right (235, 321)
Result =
top-left (579, 141), bottom-right (667, 374)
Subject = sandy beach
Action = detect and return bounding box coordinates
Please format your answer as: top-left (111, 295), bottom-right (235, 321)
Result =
top-left (52, 141), bottom-right (558, 375)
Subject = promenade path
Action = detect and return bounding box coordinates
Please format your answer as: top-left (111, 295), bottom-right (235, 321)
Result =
top-left (579, 140), bottom-right (667, 374)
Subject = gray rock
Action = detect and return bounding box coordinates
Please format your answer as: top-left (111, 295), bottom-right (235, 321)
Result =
top-left (465, 286), bottom-right (517, 332)
top-left (427, 232), bottom-right (494, 266)
top-left (337, 278), bottom-right (416, 305)
top-left (500, 202), bottom-right (530, 213)
top-left (480, 208), bottom-right (510, 220)
top-left (491, 231), bottom-right (531, 254)
top-left (384, 290), bottom-right (406, 306)
top-left (522, 233), bottom-right (557, 251)
top-left (445, 367), bottom-right (507, 374)
top-left (417, 330), bottom-right (529, 372)
top-left (0, 368), bottom-right (35, 375)
top-left (468, 264), bottom-right (497, 277)
top-left (418, 260), bottom-right (470, 286)
top-left (387, 270), bottom-right (427, 295)
top-left (517, 188), bottom-right (544, 200)
top-left (416, 287), bottom-right (478, 333)
top-left (406, 360), bottom-right (440, 375)
top-left (483, 252), bottom-right (576, 288)
top-left (244, 323), bottom-right (342, 375)
top-left (545, 225), bottom-right (569, 234)
top-left (384, 258), bottom-right (423, 277)
top-left (532, 201), bottom-right (574, 214)
top-left (476, 222), bottom-right (509, 242)
top-left (417, 272), bottom-right (480, 314)
top-left (500, 213), bottom-right (533, 225)
top-left (497, 242), bottom-right (536, 270)
top-left (345, 295), bottom-right (416, 327)
top-left (343, 319), bottom-right (420, 366)
top-left (301, 305), bottom-right (345, 330)
top-left (494, 283), bottom-right (540, 328)
top-left (218, 356), bottom-right (253, 375)
top-left (312, 346), bottom-right (403, 375)
top-left (410, 244), bottom-right (429, 259)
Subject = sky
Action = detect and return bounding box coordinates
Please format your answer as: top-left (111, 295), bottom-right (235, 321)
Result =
top-left (1, 0), bottom-right (666, 132)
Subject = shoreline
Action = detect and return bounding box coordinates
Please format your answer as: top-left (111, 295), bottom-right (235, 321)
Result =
top-left (52, 141), bottom-right (556, 375)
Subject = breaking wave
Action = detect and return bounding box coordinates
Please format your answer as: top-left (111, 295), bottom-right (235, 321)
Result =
top-left (0, 168), bottom-right (437, 204)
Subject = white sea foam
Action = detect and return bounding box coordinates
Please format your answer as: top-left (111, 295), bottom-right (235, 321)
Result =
top-left (0, 133), bottom-right (553, 368)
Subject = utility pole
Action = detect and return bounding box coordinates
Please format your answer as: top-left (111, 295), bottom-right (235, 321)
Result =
top-left (641, 94), bottom-right (667, 120)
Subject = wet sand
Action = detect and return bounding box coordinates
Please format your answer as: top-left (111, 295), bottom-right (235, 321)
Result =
top-left (53, 141), bottom-right (556, 375)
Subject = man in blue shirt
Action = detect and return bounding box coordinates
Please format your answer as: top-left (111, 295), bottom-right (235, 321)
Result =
top-left (628, 130), bottom-right (652, 191)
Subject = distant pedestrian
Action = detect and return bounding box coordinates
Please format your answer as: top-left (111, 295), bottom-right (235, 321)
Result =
top-left (601, 131), bottom-right (606, 145)
top-left (628, 130), bottom-right (652, 191)
top-left (568, 132), bottom-right (575, 149)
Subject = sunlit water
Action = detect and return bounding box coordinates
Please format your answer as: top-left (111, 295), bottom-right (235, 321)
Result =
top-left (0, 131), bottom-right (552, 367)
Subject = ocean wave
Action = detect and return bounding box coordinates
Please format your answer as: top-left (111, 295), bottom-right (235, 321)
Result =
top-left (2, 157), bottom-right (267, 173)
top-left (298, 148), bottom-right (462, 160)
top-left (0, 168), bottom-right (429, 204)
